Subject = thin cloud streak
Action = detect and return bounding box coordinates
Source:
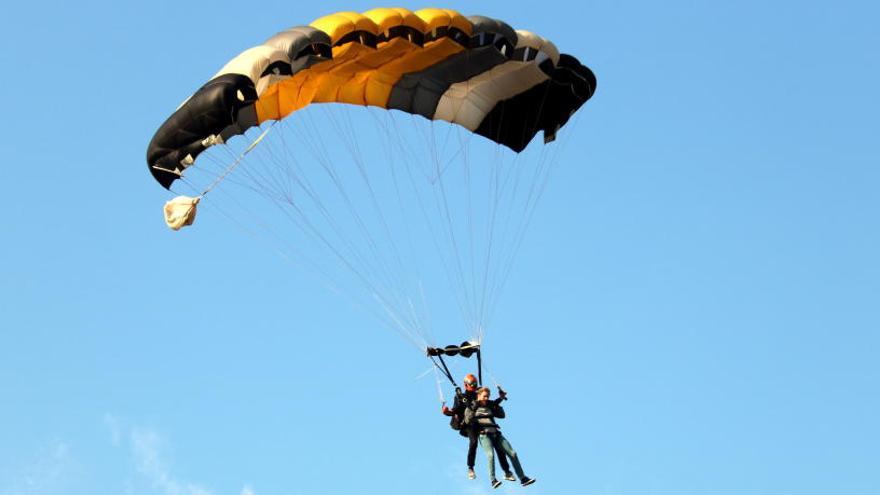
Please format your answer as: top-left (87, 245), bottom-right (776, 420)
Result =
top-left (0, 440), bottom-right (75, 495)
top-left (129, 427), bottom-right (214, 495)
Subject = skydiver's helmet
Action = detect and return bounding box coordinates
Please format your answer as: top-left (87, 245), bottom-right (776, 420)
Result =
top-left (463, 374), bottom-right (478, 392)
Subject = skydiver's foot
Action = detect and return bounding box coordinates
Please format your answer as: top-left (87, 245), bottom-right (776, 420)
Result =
top-left (467, 468), bottom-right (476, 480)
top-left (491, 479), bottom-right (502, 489)
top-left (503, 472), bottom-right (516, 481)
top-left (521, 477), bottom-right (537, 487)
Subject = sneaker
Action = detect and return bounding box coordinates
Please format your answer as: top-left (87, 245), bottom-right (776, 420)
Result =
top-left (503, 472), bottom-right (516, 481)
top-left (491, 479), bottom-right (502, 489)
top-left (467, 468), bottom-right (476, 480)
top-left (521, 477), bottom-right (536, 487)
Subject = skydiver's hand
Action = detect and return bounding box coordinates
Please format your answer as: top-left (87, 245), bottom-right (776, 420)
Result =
top-left (498, 387), bottom-right (507, 400)
top-left (442, 405), bottom-right (451, 415)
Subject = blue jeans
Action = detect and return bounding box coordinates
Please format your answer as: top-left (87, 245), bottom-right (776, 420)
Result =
top-left (478, 432), bottom-right (527, 481)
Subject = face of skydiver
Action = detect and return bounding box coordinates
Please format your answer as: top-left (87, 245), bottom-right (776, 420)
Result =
top-left (464, 374), bottom-right (478, 392)
top-left (477, 388), bottom-right (490, 404)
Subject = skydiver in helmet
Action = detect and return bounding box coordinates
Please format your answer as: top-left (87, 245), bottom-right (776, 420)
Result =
top-left (442, 374), bottom-right (513, 481)
top-left (464, 386), bottom-right (536, 488)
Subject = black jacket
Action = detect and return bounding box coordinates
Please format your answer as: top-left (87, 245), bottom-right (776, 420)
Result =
top-left (445, 389), bottom-right (478, 437)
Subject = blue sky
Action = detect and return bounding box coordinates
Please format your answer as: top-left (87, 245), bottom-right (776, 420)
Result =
top-left (1, 1), bottom-right (878, 495)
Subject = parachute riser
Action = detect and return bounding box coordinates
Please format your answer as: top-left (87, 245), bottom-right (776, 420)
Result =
top-left (426, 341), bottom-right (483, 387)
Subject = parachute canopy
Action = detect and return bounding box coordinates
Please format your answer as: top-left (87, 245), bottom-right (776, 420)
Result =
top-left (146, 7), bottom-right (596, 189)
top-left (145, 7), bottom-right (598, 359)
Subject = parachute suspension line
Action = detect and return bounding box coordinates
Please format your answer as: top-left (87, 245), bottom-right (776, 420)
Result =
top-left (318, 107), bottom-right (405, 300)
top-left (264, 124), bottom-right (315, 203)
top-left (482, 364), bottom-right (504, 395)
top-left (479, 146), bottom-right (529, 341)
top-left (462, 134), bottom-right (504, 345)
top-left (484, 148), bottom-right (516, 323)
top-left (331, 105), bottom-right (425, 341)
top-left (389, 111), bottom-right (475, 335)
top-left (482, 155), bottom-right (525, 332)
top-left (166, 126), bottom-right (280, 236)
top-left (482, 150), bottom-right (550, 334)
top-left (460, 44), bottom-right (482, 338)
top-left (196, 106), bottom-right (572, 357)
top-left (228, 117), bottom-right (428, 350)
top-left (389, 108), bottom-right (520, 345)
top-left (449, 69), bottom-right (490, 335)
top-left (437, 119), bottom-right (479, 335)
top-left (428, 115), bottom-right (480, 334)
top-left (476, 139), bottom-right (504, 343)
top-left (399, 144), bottom-right (438, 348)
top-left (414, 365), bottom-right (435, 382)
top-left (459, 126), bottom-right (478, 340)
top-left (322, 107), bottom-right (452, 347)
top-left (433, 367), bottom-right (447, 404)
top-left (302, 107), bottom-right (422, 338)
top-left (384, 112), bottom-right (453, 337)
top-left (299, 109), bottom-right (397, 289)
top-left (477, 77), bottom-right (568, 334)
top-left (463, 130), bottom-right (484, 340)
top-left (184, 144), bottom-right (256, 196)
top-left (290, 110), bottom-right (422, 341)
top-left (280, 116), bottom-right (394, 293)
top-left (246, 126), bottom-right (298, 202)
top-left (225, 137), bottom-right (290, 207)
top-left (368, 108), bottom-right (437, 346)
top-left (430, 112), bottom-right (459, 183)
top-left (247, 142), bottom-right (424, 340)
top-left (483, 114), bottom-right (584, 332)
top-left (171, 175), bottom-right (202, 198)
top-left (389, 113), bottom-right (482, 350)
top-left (422, 115), bottom-right (478, 340)
top-left (486, 368), bottom-right (500, 389)
top-left (173, 133), bottom-right (416, 336)
top-left (201, 121), bottom-right (276, 198)
top-left (170, 138), bottom-right (244, 195)
top-left (437, 140), bottom-right (477, 334)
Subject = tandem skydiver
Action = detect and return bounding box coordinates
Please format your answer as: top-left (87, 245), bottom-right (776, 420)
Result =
top-left (441, 374), bottom-right (513, 481)
top-left (463, 386), bottom-right (536, 489)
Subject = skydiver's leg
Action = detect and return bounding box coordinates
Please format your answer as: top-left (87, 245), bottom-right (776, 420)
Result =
top-left (493, 437), bottom-right (512, 477)
top-left (478, 433), bottom-right (497, 482)
top-left (495, 434), bottom-right (527, 480)
top-left (467, 429), bottom-right (478, 470)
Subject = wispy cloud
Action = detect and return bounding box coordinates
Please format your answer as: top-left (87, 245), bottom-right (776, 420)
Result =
top-left (103, 414), bottom-right (255, 495)
top-left (103, 413), bottom-right (122, 447)
top-left (129, 427), bottom-right (214, 495)
top-left (445, 464), bottom-right (496, 495)
top-left (0, 440), bottom-right (76, 495)
top-left (441, 450), bottom-right (525, 495)
top-left (103, 416), bottom-right (211, 495)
